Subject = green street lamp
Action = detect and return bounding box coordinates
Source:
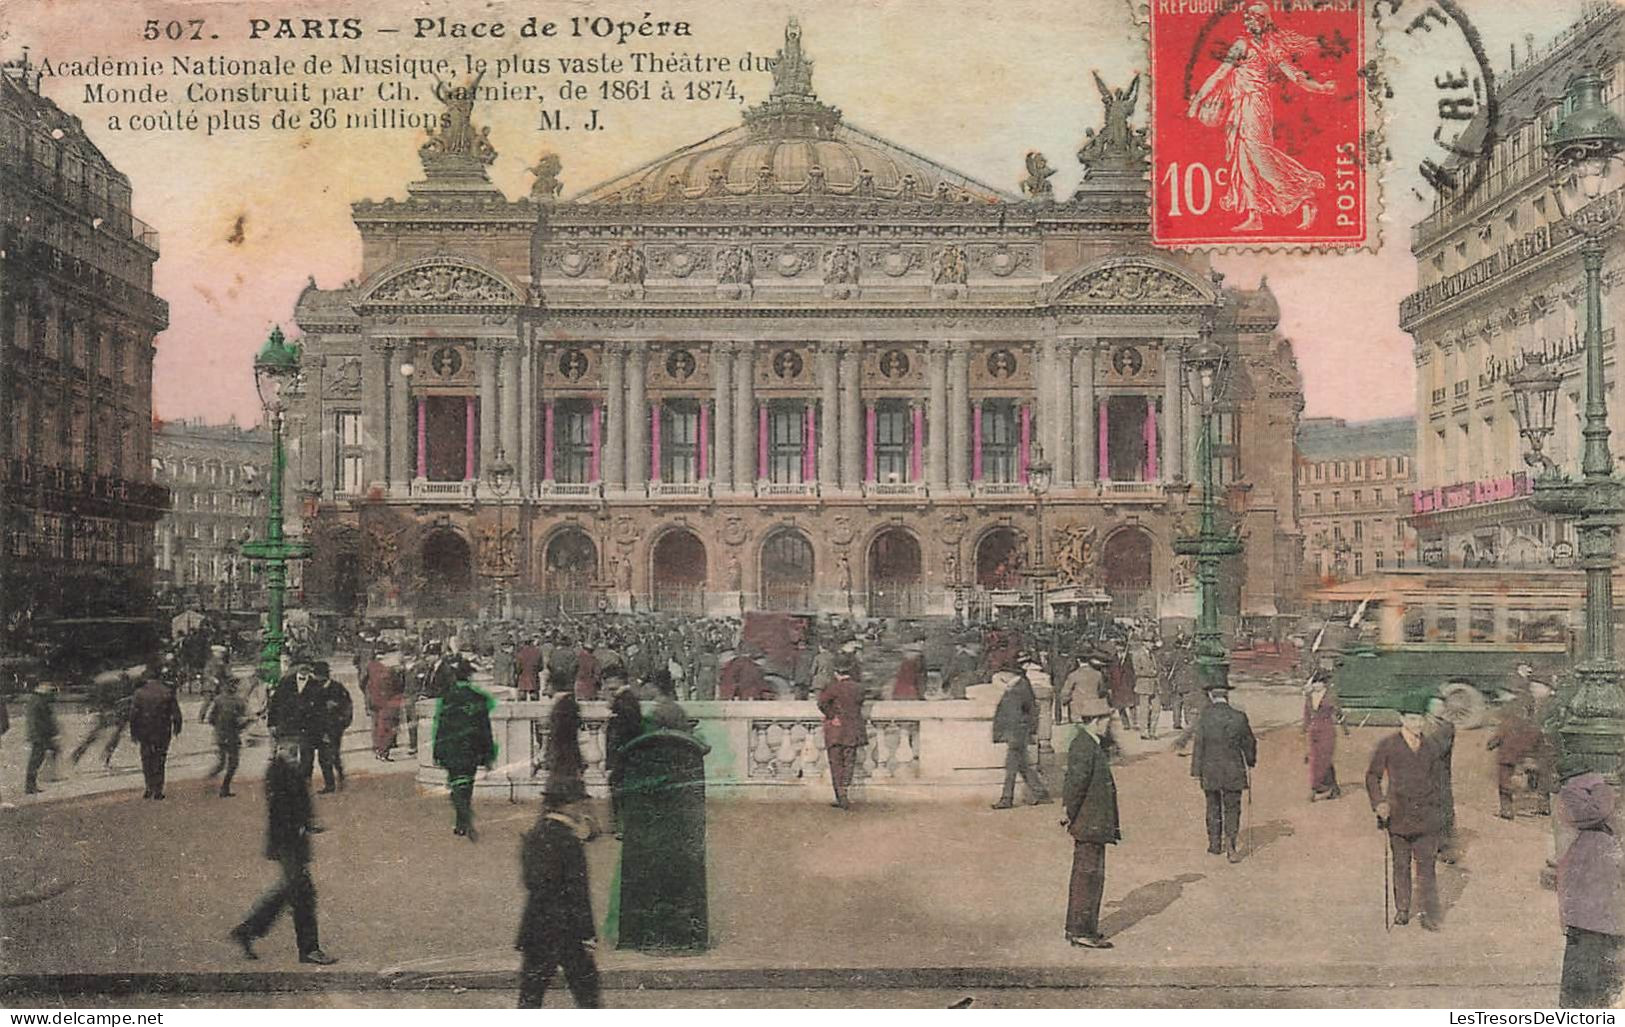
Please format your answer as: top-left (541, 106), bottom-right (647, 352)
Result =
top-left (1173, 332), bottom-right (1243, 693)
top-left (241, 326), bottom-right (313, 686)
top-left (484, 448), bottom-right (516, 620)
top-left (1026, 441), bottom-right (1054, 623)
top-left (1511, 71), bottom-right (1625, 783)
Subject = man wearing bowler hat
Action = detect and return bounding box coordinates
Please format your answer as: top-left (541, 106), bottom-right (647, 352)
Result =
top-left (1062, 689), bottom-right (1120, 949)
top-left (1190, 675), bottom-right (1257, 862)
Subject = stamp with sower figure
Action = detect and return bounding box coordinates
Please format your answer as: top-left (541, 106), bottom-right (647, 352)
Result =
top-left (1151, 0), bottom-right (1368, 248)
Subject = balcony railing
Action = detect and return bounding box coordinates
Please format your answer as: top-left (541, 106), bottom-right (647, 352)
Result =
top-left (756, 481), bottom-right (820, 498)
top-left (411, 478), bottom-right (475, 500)
top-left (972, 481), bottom-right (1027, 498)
top-left (535, 481), bottom-right (602, 502)
top-left (863, 481), bottom-right (925, 498)
top-left (647, 480), bottom-right (711, 499)
top-left (1099, 480), bottom-right (1165, 499)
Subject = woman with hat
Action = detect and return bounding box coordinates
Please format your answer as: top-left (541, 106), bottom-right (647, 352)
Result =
top-left (1554, 752), bottom-right (1625, 1007)
top-left (1302, 669), bottom-right (1346, 802)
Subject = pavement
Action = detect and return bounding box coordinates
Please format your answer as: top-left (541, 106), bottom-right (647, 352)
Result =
top-left (0, 676), bottom-right (1571, 1008)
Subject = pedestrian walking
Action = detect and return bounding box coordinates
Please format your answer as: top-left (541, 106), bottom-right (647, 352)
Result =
top-left (23, 682), bottom-right (59, 796)
top-left (516, 786), bottom-right (601, 1008)
top-left (1366, 690), bottom-right (1448, 931)
top-left (516, 637), bottom-right (544, 700)
top-left (1057, 656), bottom-right (1105, 725)
top-left (432, 659), bottom-right (496, 840)
top-left (1061, 689), bottom-right (1120, 949)
top-left (1190, 677), bottom-right (1257, 862)
top-left (1425, 695), bottom-right (1459, 864)
top-left (312, 664), bottom-right (352, 793)
top-left (1131, 634), bottom-right (1161, 739)
top-left (605, 684), bottom-right (642, 837)
top-left (817, 655), bottom-right (866, 810)
top-left (204, 677), bottom-right (251, 797)
top-left (129, 674), bottom-right (182, 800)
top-left (1106, 641), bottom-right (1137, 732)
top-left (228, 737), bottom-right (336, 965)
top-left (574, 643), bottom-right (601, 700)
top-left (644, 669), bottom-right (690, 732)
top-left (1488, 676), bottom-right (1550, 819)
top-left (364, 651), bottom-right (404, 760)
top-left (71, 673), bottom-right (132, 768)
top-left (266, 659), bottom-right (315, 741)
top-left (544, 687), bottom-right (589, 806)
top-left (991, 664), bottom-right (1052, 809)
top-left (1554, 760), bottom-right (1624, 1008)
top-left (1303, 670), bottom-right (1347, 801)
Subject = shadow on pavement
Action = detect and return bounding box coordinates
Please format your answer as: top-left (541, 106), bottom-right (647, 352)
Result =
top-left (1238, 818), bottom-right (1295, 859)
top-left (1100, 873), bottom-right (1204, 939)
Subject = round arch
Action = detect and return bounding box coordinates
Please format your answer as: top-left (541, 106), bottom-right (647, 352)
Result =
top-left (650, 527), bottom-right (707, 614)
top-left (974, 526), bottom-right (1027, 589)
top-left (760, 527), bottom-right (815, 611)
top-left (543, 527), bottom-right (598, 614)
top-left (420, 527), bottom-right (475, 615)
top-left (1102, 526), bottom-right (1154, 614)
top-left (866, 526), bottom-right (923, 618)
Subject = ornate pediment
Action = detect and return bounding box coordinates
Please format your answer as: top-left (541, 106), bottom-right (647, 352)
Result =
top-left (361, 259), bottom-right (519, 306)
top-left (1051, 259), bottom-right (1214, 307)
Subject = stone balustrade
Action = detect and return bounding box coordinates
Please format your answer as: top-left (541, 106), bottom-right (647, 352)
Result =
top-left (413, 695), bottom-right (1026, 800)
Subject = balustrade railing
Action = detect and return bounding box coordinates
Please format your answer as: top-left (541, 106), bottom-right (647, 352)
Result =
top-left (647, 480), bottom-right (711, 499)
top-left (863, 481), bottom-right (926, 498)
top-left (756, 481), bottom-right (819, 498)
top-left (412, 478), bottom-right (475, 500)
top-left (745, 718), bottom-right (921, 782)
top-left (535, 481), bottom-right (602, 501)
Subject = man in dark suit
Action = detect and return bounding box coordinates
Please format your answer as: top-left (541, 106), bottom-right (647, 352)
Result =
top-left (129, 673), bottom-right (183, 800)
top-left (1190, 677), bottom-right (1257, 862)
top-left (1062, 690), bottom-right (1120, 949)
top-left (310, 663), bottom-right (353, 793)
top-left (1367, 690), bottom-right (1448, 931)
top-left (229, 738), bottom-right (336, 964)
top-left (266, 659), bottom-right (315, 741)
top-left (817, 655), bottom-right (866, 810)
top-left (992, 665), bottom-right (1052, 809)
top-left (516, 785), bottom-right (600, 1007)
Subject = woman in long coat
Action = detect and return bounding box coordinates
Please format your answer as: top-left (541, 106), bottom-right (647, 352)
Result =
top-left (604, 685), bottom-right (642, 836)
top-left (1302, 671), bottom-right (1344, 801)
top-left (364, 654), bottom-right (404, 759)
top-left (1106, 644), bottom-right (1138, 733)
top-left (545, 690), bottom-right (589, 804)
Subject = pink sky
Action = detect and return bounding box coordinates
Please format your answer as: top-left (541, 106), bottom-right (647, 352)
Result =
top-left (6, 0), bottom-right (1581, 427)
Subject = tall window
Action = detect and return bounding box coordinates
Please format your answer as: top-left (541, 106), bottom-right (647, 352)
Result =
top-left (768, 401), bottom-right (806, 483)
top-left (555, 399), bottom-right (595, 483)
top-left (661, 400), bottom-right (701, 483)
top-left (1212, 409), bottom-right (1242, 484)
top-left (980, 401), bottom-right (1018, 483)
top-left (335, 411), bottom-right (364, 494)
top-left (873, 400), bottom-right (912, 481)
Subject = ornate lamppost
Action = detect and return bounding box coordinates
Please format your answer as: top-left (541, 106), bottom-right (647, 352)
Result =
top-left (241, 327), bottom-right (312, 685)
top-left (1509, 71), bottom-right (1625, 782)
top-left (1026, 442), bottom-right (1055, 623)
top-left (484, 448), bottom-right (516, 620)
top-left (1174, 335), bottom-right (1243, 692)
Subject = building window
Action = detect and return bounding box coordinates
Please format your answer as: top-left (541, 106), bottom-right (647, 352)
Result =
top-left (1313, 493), bottom-right (1322, 510)
top-left (979, 400), bottom-right (1018, 483)
top-left (1469, 606), bottom-right (1495, 644)
top-left (1354, 552), bottom-right (1364, 576)
top-left (767, 401), bottom-right (807, 484)
top-left (660, 400), bottom-right (701, 483)
top-left (1376, 552), bottom-right (1386, 570)
top-left (874, 399), bottom-right (913, 482)
top-left (554, 399), bottom-right (595, 483)
top-left (1354, 521), bottom-right (1364, 542)
top-left (1353, 489), bottom-right (1362, 507)
top-left (1332, 491), bottom-right (1341, 510)
top-left (1396, 551), bottom-right (1405, 569)
top-left (1212, 410), bottom-right (1241, 484)
top-left (335, 411), bottom-right (364, 494)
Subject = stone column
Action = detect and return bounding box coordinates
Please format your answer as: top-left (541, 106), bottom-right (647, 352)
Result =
top-left (603, 342), bottom-right (626, 490)
top-left (387, 345), bottom-right (411, 486)
top-left (362, 342), bottom-right (388, 488)
top-left (839, 344), bottom-right (863, 490)
top-left (734, 345), bottom-right (756, 487)
top-left (712, 343), bottom-right (734, 490)
top-left (818, 343), bottom-right (841, 485)
top-left (499, 344), bottom-right (521, 467)
top-left (948, 342), bottom-right (971, 489)
top-left (927, 341), bottom-right (949, 489)
top-left (1164, 341), bottom-right (1185, 482)
top-left (1053, 339), bottom-right (1075, 487)
top-left (518, 338), bottom-right (533, 492)
top-left (1038, 337), bottom-right (1058, 483)
top-left (478, 342), bottom-right (498, 477)
top-left (626, 342), bottom-right (648, 486)
top-left (1073, 343), bottom-right (1097, 483)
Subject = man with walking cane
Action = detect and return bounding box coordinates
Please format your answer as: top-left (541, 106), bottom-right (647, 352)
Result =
top-left (1190, 676), bottom-right (1257, 862)
top-left (1366, 689), bottom-right (1448, 931)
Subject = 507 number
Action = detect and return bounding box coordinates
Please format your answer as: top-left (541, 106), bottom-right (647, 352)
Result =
top-left (1159, 161), bottom-right (1230, 217)
top-left (143, 19), bottom-right (207, 40)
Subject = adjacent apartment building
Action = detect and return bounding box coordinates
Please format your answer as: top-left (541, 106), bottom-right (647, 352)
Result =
top-left (152, 419), bottom-right (271, 611)
top-left (1297, 417), bottom-right (1416, 584)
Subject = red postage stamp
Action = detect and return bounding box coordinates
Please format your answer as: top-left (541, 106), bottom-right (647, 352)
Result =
top-left (1150, 0), bottom-right (1368, 248)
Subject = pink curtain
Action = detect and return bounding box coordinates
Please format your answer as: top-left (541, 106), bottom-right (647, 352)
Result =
top-left (650, 402), bottom-right (662, 482)
top-left (589, 400), bottom-right (601, 482)
top-left (415, 397), bottom-right (427, 479)
top-left (1098, 402), bottom-right (1108, 482)
top-left (1144, 399), bottom-right (1159, 481)
top-left (865, 404), bottom-right (878, 481)
top-left (1019, 404), bottom-right (1031, 483)
top-left (804, 405), bottom-right (816, 481)
top-left (464, 396), bottom-right (476, 481)
top-left (698, 402), bottom-right (709, 480)
top-left (542, 401), bottom-right (555, 481)
top-left (757, 404), bottom-right (769, 481)
top-left (911, 405), bottom-right (924, 482)
top-left (971, 403), bottom-right (983, 481)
